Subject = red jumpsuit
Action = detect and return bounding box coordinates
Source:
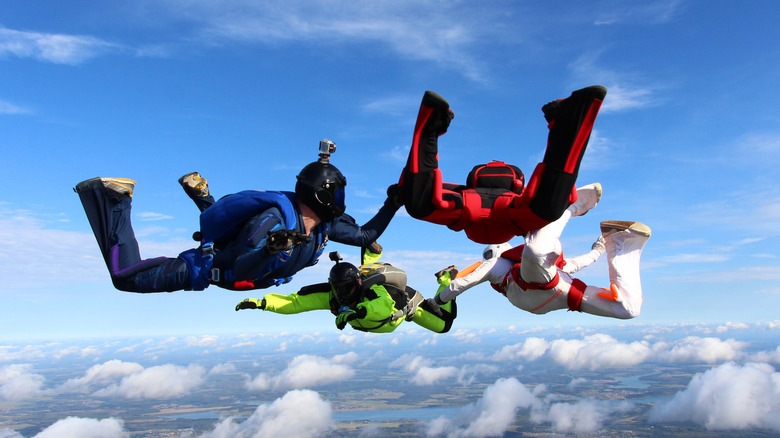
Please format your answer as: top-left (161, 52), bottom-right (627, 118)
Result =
top-left (398, 86), bottom-right (607, 244)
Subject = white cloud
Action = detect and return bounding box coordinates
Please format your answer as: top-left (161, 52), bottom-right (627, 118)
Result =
top-left (491, 337), bottom-right (550, 361)
top-left (57, 360), bottom-right (144, 394)
top-left (426, 377), bottom-right (540, 438)
top-left (390, 353), bottom-right (431, 373)
top-left (0, 345), bottom-right (46, 362)
top-left (427, 376), bottom-right (638, 437)
top-left (332, 351), bottom-right (359, 364)
top-left (649, 362), bottom-right (780, 431)
top-left (186, 335), bottom-right (220, 348)
top-left (539, 399), bottom-right (633, 434)
top-left (53, 346), bottom-right (102, 360)
top-left (246, 354), bottom-right (355, 391)
top-left (33, 417), bottom-right (128, 438)
top-left (547, 334), bottom-right (652, 370)
top-left (411, 365), bottom-right (458, 386)
top-left (456, 364), bottom-right (499, 386)
top-left (338, 333), bottom-right (357, 345)
top-left (200, 389), bottom-right (333, 438)
top-left (0, 26), bottom-right (117, 64)
top-left (390, 353), bottom-right (458, 385)
top-left (210, 363), bottom-right (237, 374)
top-left (93, 364), bottom-right (206, 399)
top-left (450, 329), bottom-right (481, 344)
top-left (750, 345), bottom-right (780, 364)
top-left (715, 322), bottom-right (749, 333)
top-left (0, 364), bottom-right (46, 401)
top-left (654, 336), bottom-right (745, 363)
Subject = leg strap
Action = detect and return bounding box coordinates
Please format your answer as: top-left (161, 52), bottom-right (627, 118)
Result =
top-left (567, 278), bottom-right (587, 312)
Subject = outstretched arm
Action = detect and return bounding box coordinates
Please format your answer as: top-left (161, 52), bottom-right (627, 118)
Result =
top-left (328, 199), bottom-right (399, 248)
top-left (236, 282), bottom-right (332, 314)
top-left (560, 235), bottom-right (605, 275)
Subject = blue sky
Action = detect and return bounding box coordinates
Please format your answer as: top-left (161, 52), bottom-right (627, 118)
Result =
top-left (1, 0), bottom-right (779, 340)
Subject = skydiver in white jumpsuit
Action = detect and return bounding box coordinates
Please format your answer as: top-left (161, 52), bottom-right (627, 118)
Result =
top-left (428, 183), bottom-right (651, 319)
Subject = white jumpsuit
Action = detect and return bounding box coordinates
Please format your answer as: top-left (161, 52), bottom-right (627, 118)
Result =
top-left (437, 207), bottom-right (650, 320)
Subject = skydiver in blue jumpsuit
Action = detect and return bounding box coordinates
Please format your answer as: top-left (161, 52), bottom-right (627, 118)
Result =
top-left (74, 142), bottom-right (400, 293)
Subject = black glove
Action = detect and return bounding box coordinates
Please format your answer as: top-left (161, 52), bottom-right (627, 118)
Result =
top-left (235, 298), bottom-right (266, 311)
top-left (385, 184), bottom-right (404, 210)
top-left (336, 307), bottom-right (358, 330)
top-left (266, 229), bottom-right (307, 255)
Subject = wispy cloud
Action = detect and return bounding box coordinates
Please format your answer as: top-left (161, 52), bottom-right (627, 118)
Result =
top-left (593, 0), bottom-right (684, 25)
top-left (568, 53), bottom-right (666, 113)
top-left (0, 99), bottom-right (31, 115)
top-left (0, 26), bottom-right (118, 64)
top-left (154, 0), bottom-right (521, 82)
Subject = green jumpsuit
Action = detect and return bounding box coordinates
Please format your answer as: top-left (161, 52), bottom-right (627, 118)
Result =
top-left (261, 281), bottom-right (455, 333)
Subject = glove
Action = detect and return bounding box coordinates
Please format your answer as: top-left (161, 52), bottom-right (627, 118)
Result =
top-left (267, 229), bottom-right (307, 255)
top-left (385, 184), bottom-right (404, 210)
top-left (591, 236), bottom-right (606, 255)
top-left (425, 297), bottom-right (441, 313)
top-left (335, 307), bottom-right (358, 330)
top-left (235, 298), bottom-right (265, 311)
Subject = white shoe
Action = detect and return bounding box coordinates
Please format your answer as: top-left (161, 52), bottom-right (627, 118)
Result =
top-left (570, 183), bottom-right (602, 216)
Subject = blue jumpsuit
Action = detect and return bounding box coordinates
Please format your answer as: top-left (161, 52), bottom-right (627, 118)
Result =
top-left (75, 180), bottom-right (397, 293)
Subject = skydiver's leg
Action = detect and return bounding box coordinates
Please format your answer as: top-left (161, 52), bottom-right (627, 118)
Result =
top-left (414, 299), bottom-right (457, 333)
top-left (399, 91), bottom-right (459, 220)
top-left (527, 85), bottom-right (607, 222)
top-left (179, 172), bottom-right (215, 212)
top-left (75, 178), bottom-right (193, 292)
top-left (520, 208), bottom-right (572, 285)
top-left (566, 221), bottom-right (651, 319)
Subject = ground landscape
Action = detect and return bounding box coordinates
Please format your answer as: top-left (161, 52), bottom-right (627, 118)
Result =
top-left (2, 324), bottom-right (779, 437)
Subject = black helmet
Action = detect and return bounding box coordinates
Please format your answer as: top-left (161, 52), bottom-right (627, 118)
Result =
top-left (295, 160), bottom-right (347, 222)
top-left (329, 262), bottom-right (363, 306)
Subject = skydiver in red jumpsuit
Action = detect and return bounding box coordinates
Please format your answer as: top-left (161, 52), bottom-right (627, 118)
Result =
top-left (396, 85), bottom-right (607, 244)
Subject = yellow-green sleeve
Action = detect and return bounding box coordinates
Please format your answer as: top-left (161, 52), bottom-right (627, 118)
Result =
top-left (263, 290), bottom-right (331, 314)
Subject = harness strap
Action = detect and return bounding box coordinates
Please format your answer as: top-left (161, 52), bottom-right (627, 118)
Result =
top-left (509, 263), bottom-right (560, 291)
top-left (450, 189), bottom-right (481, 231)
top-left (567, 278), bottom-right (587, 312)
top-left (400, 291), bottom-right (424, 321)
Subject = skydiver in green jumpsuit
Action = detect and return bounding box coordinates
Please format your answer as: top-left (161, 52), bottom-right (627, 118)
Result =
top-left (235, 249), bottom-right (457, 333)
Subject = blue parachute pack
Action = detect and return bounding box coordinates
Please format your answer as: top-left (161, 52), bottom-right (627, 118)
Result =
top-left (179, 190), bottom-right (325, 290)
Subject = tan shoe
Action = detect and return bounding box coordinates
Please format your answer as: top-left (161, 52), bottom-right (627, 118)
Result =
top-left (600, 220), bottom-right (652, 238)
top-left (75, 177), bottom-right (136, 198)
top-left (178, 172), bottom-right (209, 197)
